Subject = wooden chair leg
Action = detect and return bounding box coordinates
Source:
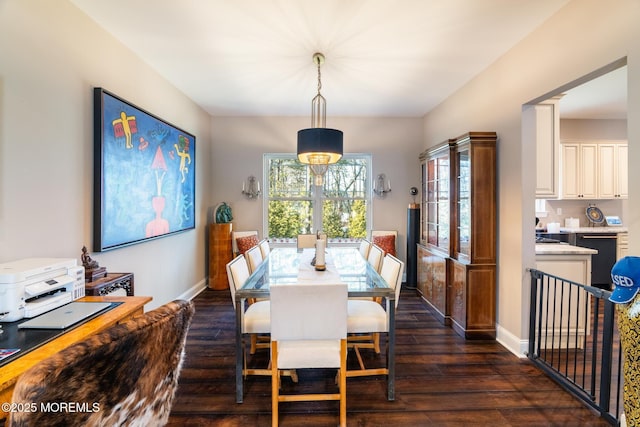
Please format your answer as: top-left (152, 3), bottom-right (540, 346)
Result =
top-left (287, 369), bottom-right (299, 383)
top-left (339, 339), bottom-right (347, 427)
top-left (373, 333), bottom-right (380, 354)
top-left (271, 339), bottom-right (346, 426)
top-left (354, 345), bottom-right (366, 370)
top-left (250, 334), bottom-right (257, 354)
top-left (271, 341), bottom-right (279, 427)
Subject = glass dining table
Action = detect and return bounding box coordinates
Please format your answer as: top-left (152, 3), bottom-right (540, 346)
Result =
top-left (234, 246), bottom-right (397, 403)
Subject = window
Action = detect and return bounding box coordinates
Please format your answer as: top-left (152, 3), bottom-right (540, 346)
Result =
top-left (264, 154), bottom-right (371, 241)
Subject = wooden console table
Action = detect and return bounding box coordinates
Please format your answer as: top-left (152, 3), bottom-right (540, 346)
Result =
top-left (209, 223), bottom-right (232, 290)
top-left (85, 272), bottom-right (134, 296)
top-left (0, 295), bottom-right (151, 421)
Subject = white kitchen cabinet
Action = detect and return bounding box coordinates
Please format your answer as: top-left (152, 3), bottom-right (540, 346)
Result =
top-left (533, 98), bottom-right (560, 198)
top-left (618, 231), bottom-right (629, 259)
top-left (536, 250), bottom-right (594, 349)
top-left (561, 142), bottom-right (598, 199)
top-left (598, 143), bottom-right (628, 199)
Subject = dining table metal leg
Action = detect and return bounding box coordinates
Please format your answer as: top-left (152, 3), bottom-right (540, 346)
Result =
top-left (387, 300), bottom-right (396, 401)
top-left (235, 299), bottom-right (244, 403)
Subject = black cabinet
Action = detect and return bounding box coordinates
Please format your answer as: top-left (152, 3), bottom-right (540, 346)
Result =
top-left (575, 233), bottom-right (617, 289)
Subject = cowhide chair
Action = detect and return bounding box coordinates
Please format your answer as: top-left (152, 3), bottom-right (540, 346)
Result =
top-left (8, 299), bottom-right (195, 427)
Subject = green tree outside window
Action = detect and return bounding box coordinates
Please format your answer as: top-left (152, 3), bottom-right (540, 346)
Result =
top-left (265, 154), bottom-right (371, 240)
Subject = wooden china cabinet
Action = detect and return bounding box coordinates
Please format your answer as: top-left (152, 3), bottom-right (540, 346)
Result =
top-left (418, 132), bottom-right (497, 339)
top-left (450, 132), bottom-right (497, 339)
top-left (417, 140), bottom-right (452, 325)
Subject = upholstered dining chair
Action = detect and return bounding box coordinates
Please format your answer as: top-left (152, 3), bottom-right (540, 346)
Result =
top-left (232, 230), bottom-right (259, 256)
top-left (245, 244), bottom-right (264, 274)
top-left (226, 255), bottom-right (270, 358)
top-left (371, 230), bottom-right (398, 257)
top-left (9, 299), bottom-right (194, 427)
top-left (296, 234), bottom-right (317, 250)
top-left (226, 255), bottom-right (296, 384)
top-left (259, 238), bottom-right (270, 259)
top-left (350, 239), bottom-right (376, 303)
top-left (347, 253), bottom-right (404, 377)
top-left (270, 283), bottom-right (348, 427)
top-left (366, 244), bottom-right (384, 272)
top-left (358, 239), bottom-right (371, 259)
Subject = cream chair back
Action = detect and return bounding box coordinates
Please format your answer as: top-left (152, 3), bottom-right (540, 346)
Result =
top-left (366, 244), bottom-right (384, 272)
top-left (258, 238), bottom-right (270, 259)
top-left (380, 254), bottom-right (405, 309)
top-left (226, 255), bottom-right (251, 308)
top-left (358, 239), bottom-right (371, 259)
top-left (245, 245), bottom-right (264, 273)
top-left (271, 283), bottom-right (347, 343)
top-left (297, 234), bottom-right (317, 250)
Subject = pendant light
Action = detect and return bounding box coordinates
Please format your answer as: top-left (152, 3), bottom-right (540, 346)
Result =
top-left (297, 52), bottom-right (343, 186)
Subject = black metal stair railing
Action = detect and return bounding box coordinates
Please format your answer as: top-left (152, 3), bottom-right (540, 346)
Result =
top-left (528, 268), bottom-right (623, 425)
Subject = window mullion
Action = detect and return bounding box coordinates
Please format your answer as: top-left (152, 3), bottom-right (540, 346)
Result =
top-left (312, 184), bottom-right (323, 233)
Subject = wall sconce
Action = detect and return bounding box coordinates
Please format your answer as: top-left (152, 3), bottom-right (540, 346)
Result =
top-left (373, 173), bottom-right (391, 197)
top-left (241, 176), bottom-right (261, 199)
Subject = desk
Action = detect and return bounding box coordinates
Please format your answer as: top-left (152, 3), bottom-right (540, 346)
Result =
top-left (0, 295), bottom-right (152, 421)
top-left (235, 247), bottom-right (396, 403)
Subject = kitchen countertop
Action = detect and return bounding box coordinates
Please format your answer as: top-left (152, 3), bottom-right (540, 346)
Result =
top-left (559, 226), bottom-right (628, 233)
top-left (536, 226), bottom-right (628, 234)
top-left (535, 243), bottom-right (598, 255)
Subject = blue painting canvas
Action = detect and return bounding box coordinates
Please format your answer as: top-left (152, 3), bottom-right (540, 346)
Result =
top-left (93, 88), bottom-right (195, 251)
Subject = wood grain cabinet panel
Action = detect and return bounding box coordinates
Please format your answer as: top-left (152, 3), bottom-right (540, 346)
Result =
top-left (417, 244), bottom-right (429, 297)
top-left (418, 132), bottom-right (497, 339)
top-left (450, 132), bottom-right (497, 339)
top-left (451, 260), bottom-right (496, 339)
top-left (209, 223), bottom-right (232, 290)
top-left (417, 244), bottom-right (449, 325)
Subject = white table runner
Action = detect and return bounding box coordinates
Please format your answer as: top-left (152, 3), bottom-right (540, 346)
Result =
top-left (296, 248), bottom-right (342, 283)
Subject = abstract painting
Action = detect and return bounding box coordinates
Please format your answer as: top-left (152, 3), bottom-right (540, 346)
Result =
top-left (93, 88), bottom-right (195, 251)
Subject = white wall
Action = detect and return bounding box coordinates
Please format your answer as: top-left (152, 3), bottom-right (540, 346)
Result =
top-left (422, 0), bottom-right (640, 355)
top-left (560, 119), bottom-right (627, 140)
top-left (210, 116), bottom-right (424, 262)
top-left (0, 1), bottom-right (213, 309)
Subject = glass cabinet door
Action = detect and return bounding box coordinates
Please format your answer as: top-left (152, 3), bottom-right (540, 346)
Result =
top-left (424, 150), bottom-right (449, 252)
top-left (456, 148), bottom-right (470, 259)
top-left (421, 162), bottom-right (428, 243)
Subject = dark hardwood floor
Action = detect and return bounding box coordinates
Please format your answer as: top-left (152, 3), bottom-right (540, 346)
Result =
top-left (168, 287), bottom-right (611, 426)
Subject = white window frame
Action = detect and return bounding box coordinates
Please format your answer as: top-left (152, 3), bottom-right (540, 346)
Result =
top-left (262, 153), bottom-right (372, 244)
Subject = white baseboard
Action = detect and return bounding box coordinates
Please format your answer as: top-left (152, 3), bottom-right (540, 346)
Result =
top-left (178, 278), bottom-right (207, 302)
top-left (496, 323), bottom-right (529, 358)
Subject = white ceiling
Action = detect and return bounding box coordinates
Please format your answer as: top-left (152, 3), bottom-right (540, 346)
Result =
top-left (70, 0), bottom-right (624, 120)
top-left (558, 66), bottom-right (627, 120)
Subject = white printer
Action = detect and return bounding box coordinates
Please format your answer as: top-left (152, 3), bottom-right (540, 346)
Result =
top-left (0, 258), bottom-right (85, 322)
